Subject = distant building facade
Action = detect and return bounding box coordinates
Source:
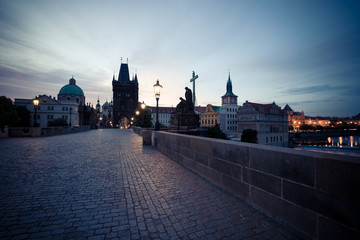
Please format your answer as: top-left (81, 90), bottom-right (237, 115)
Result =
top-left (218, 73), bottom-right (238, 136)
top-left (147, 106), bottom-right (205, 127)
top-left (284, 104), bottom-right (305, 131)
top-left (237, 101), bottom-right (288, 147)
top-left (112, 62), bottom-right (139, 128)
top-left (148, 106), bottom-right (175, 127)
top-left (14, 76), bottom-right (97, 128)
top-left (200, 104), bottom-right (220, 128)
top-left (15, 95), bottom-right (79, 128)
top-left (98, 100), bottom-right (113, 127)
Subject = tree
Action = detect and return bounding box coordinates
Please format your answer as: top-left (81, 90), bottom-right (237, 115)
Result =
top-left (300, 124), bottom-right (315, 131)
top-left (136, 108), bottom-right (153, 128)
top-left (0, 96), bottom-right (30, 129)
top-left (208, 124), bottom-right (227, 139)
top-left (14, 106), bottom-right (30, 127)
top-left (241, 129), bottom-right (258, 143)
top-left (47, 118), bottom-right (68, 126)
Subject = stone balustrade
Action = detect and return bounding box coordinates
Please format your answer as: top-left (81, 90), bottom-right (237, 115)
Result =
top-left (151, 131), bottom-right (360, 240)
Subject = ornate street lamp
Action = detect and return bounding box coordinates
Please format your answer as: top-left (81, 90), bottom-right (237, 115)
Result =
top-left (153, 79), bottom-right (163, 130)
top-left (33, 97), bottom-right (39, 127)
top-left (141, 101), bottom-right (146, 110)
top-left (69, 107), bottom-right (72, 126)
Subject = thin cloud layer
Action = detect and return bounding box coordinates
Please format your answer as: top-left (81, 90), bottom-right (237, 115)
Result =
top-left (0, 0), bottom-right (359, 117)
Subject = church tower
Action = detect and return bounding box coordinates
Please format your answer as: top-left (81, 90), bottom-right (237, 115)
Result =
top-left (96, 97), bottom-right (101, 113)
top-left (112, 60), bottom-right (139, 127)
top-left (221, 73), bottom-right (237, 105)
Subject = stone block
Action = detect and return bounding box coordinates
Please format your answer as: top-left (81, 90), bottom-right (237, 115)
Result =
top-left (189, 137), bottom-right (213, 156)
top-left (209, 157), bottom-right (242, 181)
top-left (142, 130), bottom-right (152, 145)
top-left (318, 216), bottom-right (360, 240)
top-left (212, 141), bottom-right (249, 166)
top-left (176, 134), bottom-right (190, 148)
top-left (283, 180), bottom-right (360, 230)
top-left (222, 174), bottom-right (249, 201)
top-left (315, 154), bottom-right (360, 204)
top-left (250, 187), bottom-right (316, 239)
top-left (180, 146), bottom-right (193, 159)
top-left (243, 168), bottom-right (281, 196)
top-left (249, 147), bottom-right (315, 186)
top-left (193, 152), bottom-right (208, 166)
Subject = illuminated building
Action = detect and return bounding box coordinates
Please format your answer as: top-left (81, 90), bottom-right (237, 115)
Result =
top-left (237, 101), bottom-right (288, 147)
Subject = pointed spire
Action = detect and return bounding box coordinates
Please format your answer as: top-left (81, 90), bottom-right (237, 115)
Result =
top-left (222, 71), bottom-right (237, 98)
top-left (226, 72), bottom-right (232, 93)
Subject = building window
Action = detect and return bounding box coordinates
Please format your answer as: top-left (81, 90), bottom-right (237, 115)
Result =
top-left (266, 137), bottom-right (268, 143)
top-left (76, 98), bottom-right (79, 103)
top-left (67, 97), bottom-right (70, 100)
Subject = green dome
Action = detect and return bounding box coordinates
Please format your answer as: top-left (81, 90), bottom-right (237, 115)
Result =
top-left (102, 101), bottom-right (109, 107)
top-left (59, 77), bottom-right (84, 96)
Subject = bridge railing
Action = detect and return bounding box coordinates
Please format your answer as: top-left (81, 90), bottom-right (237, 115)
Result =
top-left (151, 131), bottom-right (360, 240)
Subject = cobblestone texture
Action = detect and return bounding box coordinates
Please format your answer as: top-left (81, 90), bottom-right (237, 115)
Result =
top-left (0, 129), bottom-right (301, 239)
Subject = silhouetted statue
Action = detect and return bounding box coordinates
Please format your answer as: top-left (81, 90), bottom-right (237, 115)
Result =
top-left (176, 87), bottom-right (194, 113)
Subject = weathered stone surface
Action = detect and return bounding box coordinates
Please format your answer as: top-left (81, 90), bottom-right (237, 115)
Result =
top-left (243, 168), bottom-right (281, 196)
top-left (222, 174), bottom-right (249, 201)
top-left (142, 130), bottom-right (152, 145)
top-left (212, 141), bottom-right (249, 166)
top-left (209, 157), bottom-right (242, 180)
top-left (315, 154), bottom-right (360, 204)
top-left (0, 129), bottom-right (299, 240)
top-left (249, 147), bottom-right (315, 186)
top-left (251, 187), bottom-right (317, 239)
top-left (284, 180), bottom-right (360, 230)
top-left (318, 216), bottom-right (360, 240)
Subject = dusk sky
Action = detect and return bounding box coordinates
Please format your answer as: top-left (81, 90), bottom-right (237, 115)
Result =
top-left (0, 0), bottom-right (359, 117)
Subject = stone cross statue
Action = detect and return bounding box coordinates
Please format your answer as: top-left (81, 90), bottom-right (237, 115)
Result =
top-left (190, 71), bottom-right (198, 109)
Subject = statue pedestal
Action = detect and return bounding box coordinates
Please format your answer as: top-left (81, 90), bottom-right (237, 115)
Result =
top-left (172, 113), bottom-right (199, 130)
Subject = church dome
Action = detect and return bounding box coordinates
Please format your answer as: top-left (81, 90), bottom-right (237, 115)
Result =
top-left (59, 77), bottom-right (84, 96)
top-left (102, 101), bottom-right (110, 107)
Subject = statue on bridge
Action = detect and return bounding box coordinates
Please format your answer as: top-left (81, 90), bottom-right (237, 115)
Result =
top-left (176, 87), bottom-right (194, 113)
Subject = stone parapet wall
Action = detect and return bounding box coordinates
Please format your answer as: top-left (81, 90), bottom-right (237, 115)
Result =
top-left (152, 131), bottom-right (360, 240)
top-left (8, 126), bottom-right (91, 137)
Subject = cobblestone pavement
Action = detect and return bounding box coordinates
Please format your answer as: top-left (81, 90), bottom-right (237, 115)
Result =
top-left (0, 129), bottom-right (300, 240)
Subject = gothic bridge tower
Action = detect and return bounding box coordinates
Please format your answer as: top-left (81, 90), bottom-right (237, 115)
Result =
top-left (112, 61), bottom-right (139, 128)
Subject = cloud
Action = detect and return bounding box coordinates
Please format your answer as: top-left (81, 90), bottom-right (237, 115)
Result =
top-left (285, 85), bottom-right (335, 95)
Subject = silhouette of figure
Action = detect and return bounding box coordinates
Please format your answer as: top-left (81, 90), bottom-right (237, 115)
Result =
top-left (176, 87), bottom-right (194, 113)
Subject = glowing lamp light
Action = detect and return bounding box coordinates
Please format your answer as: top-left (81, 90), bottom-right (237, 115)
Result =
top-left (33, 98), bottom-right (39, 106)
top-left (141, 101), bottom-right (146, 110)
top-left (136, 110), bottom-right (140, 115)
top-left (153, 79), bottom-right (163, 99)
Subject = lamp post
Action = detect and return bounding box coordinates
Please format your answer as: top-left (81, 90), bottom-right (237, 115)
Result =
top-left (153, 79), bottom-right (163, 131)
top-left (69, 107), bottom-right (72, 126)
top-left (140, 101), bottom-right (146, 127)
top-left (33, 97), bottom-right (39, 127)
top-left (141, 101), bottom-right (146, 110)
top-left (135, 110), bottom-right (140, 127)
